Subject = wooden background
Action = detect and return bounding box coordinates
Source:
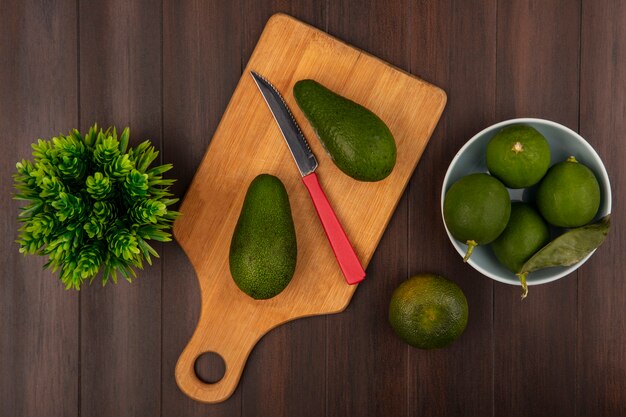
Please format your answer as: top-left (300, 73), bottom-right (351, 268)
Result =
top-left (1, 0), bottom-right (624, 416)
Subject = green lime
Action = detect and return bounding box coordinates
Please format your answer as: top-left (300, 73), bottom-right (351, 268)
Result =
top-left (443, 173), bottom-right (511, 261)
top-left (491, 202), bottom-right (550, 297)
top-left (388, 274), bottom-right (468, 349)
top-left (486, 124), bottom-right (551, 188)
top-left (536, 156), bottom-right (600, 228)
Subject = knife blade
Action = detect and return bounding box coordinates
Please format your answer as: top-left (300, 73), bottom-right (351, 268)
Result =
top-left (250, 71), bottom-right (365, 285)
top-left (250, 72), bottom-right (318, 176)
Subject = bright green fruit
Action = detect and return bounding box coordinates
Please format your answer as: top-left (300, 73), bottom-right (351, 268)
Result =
top-left (293, 79), bottom-right (396, 182)
top-left (229, 174), bottom-right (297, 300)
top-left (486, 124), bottom-right (551, 188)
top-left (536, 156), bottom-right (601, 228)
top-left (491, 202), bottom-right (550, 297)
top-left (389, 274), bottom-right (468, 350)
top-left (443, 173), bottom-right (511, 261)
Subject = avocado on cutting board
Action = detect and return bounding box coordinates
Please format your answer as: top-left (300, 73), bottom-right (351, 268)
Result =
top-left (294, 79), bottom-right (397, 182)
top-left (229, 174), bottom-right (297, 300)
top-left (173, 13), bottom-right (446, 404)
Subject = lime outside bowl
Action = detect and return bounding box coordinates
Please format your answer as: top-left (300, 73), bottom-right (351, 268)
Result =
top-left (440, 118), bottom-right (612, 287)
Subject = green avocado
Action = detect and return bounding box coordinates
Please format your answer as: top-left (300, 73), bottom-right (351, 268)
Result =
top-left (293, 79), bottom-right (397, 182)
top-left (229, 174), bottom-right (297, 300)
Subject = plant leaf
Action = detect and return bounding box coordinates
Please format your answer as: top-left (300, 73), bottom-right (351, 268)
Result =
top-left (516, 215), bottom-right (611, 299)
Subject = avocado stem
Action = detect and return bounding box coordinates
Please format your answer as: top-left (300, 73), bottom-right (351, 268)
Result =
top-left (566, 155), bottom-right (578, 163)
top-left (463, 240), bottom-right (477, 262)
top-left (516, 272), bottom-right (529, 299)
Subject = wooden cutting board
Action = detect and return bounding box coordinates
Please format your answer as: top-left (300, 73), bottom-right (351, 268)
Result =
top-left (173, 13), bottom-right (446, 403)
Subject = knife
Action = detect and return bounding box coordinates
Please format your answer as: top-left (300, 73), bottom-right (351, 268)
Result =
top-left (250, 71), bottom-right (366, 285)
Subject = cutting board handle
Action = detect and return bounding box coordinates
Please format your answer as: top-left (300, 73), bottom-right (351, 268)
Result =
top-left (175, 317), bottom-right (262, 403)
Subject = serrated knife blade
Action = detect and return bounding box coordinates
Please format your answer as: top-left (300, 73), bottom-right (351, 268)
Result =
top-left (250, 72), bottom-right (318, 176)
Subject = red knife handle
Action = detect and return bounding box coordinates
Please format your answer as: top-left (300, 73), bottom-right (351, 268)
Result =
top-left (302, 172), bottom-right (366, 285)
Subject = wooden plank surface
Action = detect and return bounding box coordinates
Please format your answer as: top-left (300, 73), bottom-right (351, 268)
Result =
top-left (77, 1), bottom-right (163, 416)
top-left (578, 1), bottom-right (626, 415)
top-left (493, 1), bottom-right (581, 416)
top-left (2, 1), bottom-right (626, 416)
top-left (162, 0), bottom-right (243, 416)
top-left (408, 1), bottom-right (497, 416)
top-left (0, 1), bottom-right (79, 417)
top-left (172, 13), bottom-right (445, 403)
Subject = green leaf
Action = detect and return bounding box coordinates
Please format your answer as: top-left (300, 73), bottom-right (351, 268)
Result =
top-left (53, 133), bottom-right (88, 181)
top-left (93, 135), bottom-right (120, 168)
top-left (520, 215), bottom-right (610, 273)
top-left (84, 124), bottom-right (98, 147)
top-left (516, 215), bottom-right (611, 299)
top-left (76, 242), bottom-right (105, 279)
top-left (25, 213), bottom-right (57, 239)
top-left (105, 154), bottom-right (134, 179)
top-left (51, 192), bottom-right (85, 222)
top-left (129, 140), bottom-right (160, 173)
top-left (146, 164), bottom-right (173, 176)
top-left (39, 176), bottom-right (65, 198)
top-left (17, 199), bottom-right (43, 218)
top-left (123, 169), bottom-right (149, 200)
top-left (130, 199), bottom-right (166, 225)
top-left (136, 236), bottom-right (159, 266)
top-left (86, 172), bottom-right (112, 200)
top-left (107, 227), bottom-right (141, 261)
top-left (84, 218), bottom-right (104, 239)
top-left (119, 127), bottom-right (130, 153)
top-left (31, 139), bottom-right (57, 164)
top-left (13, 124), bottom-right (179, 290)
top-left (137, 224), bottom-right (172, 242)
top-left (92, 200), bottom-right (116, 222)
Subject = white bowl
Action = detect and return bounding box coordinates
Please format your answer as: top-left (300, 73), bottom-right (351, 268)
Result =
top-left (440, 118), bottom-right (612, 287)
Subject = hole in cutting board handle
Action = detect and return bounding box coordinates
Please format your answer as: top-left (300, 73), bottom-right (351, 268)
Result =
top-left (194, 351), bottom-right (226, 384)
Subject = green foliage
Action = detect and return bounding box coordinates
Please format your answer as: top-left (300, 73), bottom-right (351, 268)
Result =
top-left (13, 124), bottom-right (180, 290)
top-left (86, 172), bottom-right (112, 200)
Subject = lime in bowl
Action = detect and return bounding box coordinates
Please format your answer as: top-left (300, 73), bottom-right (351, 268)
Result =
top-left (440, 118), bottom-right (612, 288)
